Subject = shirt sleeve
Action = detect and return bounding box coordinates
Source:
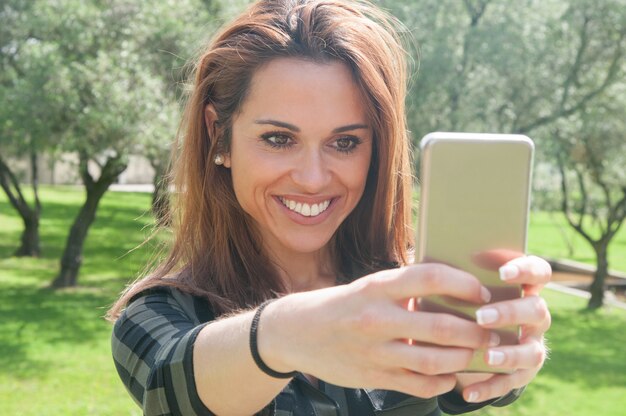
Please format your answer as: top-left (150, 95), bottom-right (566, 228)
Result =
top-left (438, 386), bottom-right (526, 415)
top-left (111, 288), bottom-right (215, 416)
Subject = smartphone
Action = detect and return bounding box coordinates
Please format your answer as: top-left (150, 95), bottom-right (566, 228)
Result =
top-left (416, 132), bottom-right (534, 373)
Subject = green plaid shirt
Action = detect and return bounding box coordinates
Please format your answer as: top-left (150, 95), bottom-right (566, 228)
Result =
top-left (111, 287), bottom-right (523, 415)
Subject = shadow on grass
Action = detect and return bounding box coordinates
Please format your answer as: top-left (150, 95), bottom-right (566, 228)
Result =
top-left (0, 189), bottom-right (158, 382)
top-left (0, 282), bottom-right (120, 378)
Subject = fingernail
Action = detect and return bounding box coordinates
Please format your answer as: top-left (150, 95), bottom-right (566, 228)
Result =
top-left (476, 308), bottom-right (499, 325)
top-left (489, 332), bottom-right (501, 347)
top-left (467, 391), bottom-right (480, 403)
top-left (488, 350), bottom-right (506, 366)
top-left (499, 264), bottom-right (519, 281)
top-left (480, 287), bottom-right (491, 303)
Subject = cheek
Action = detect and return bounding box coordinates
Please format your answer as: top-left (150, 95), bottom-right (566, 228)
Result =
top-left (229, 149), bottom-right (287, 210)
top-left (349, 146), bottom-right (373, 194)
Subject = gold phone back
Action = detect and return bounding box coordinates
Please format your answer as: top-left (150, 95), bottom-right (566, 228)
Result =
top-left (417, 132), bottom-right (534, 373)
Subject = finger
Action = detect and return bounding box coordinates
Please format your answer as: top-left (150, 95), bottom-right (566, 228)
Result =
top-left (352, 304), bottom-right (497, 349)
top-left (472, 249), bottom-right (523, 270)
top-left (498, 255), bottom-right (552, 285)
top-left (463, 369), bottom-right (535, 403)
top-left (481, 337), bottom-right (548, 370)
top-left (370, 264), bottom-right (490, 304)
top-left (475, 295), bottom-right (551, 331)
top-left (386, 369), bottom-right (457, 399)
top-left (522, 283), bottom-right (544, 297)
top-left (400, 311), bottom-right (498, 349)
top-left (383, 341), bottom-right (474, 375)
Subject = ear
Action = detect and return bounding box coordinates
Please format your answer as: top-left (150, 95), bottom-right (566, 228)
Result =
top-left (204, 104), bottom-right (231, 168)
top-left (223, 154), bottom-right (231, 168)
top-left (204, 104), bottom-right (218, 137)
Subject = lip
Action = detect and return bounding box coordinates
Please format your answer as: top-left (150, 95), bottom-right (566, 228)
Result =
top-left (273, 195), bottom-right (337, 225)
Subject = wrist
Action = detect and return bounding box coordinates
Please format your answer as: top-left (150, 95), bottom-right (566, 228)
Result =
top-left (255, 294), bottom-right (301, 375)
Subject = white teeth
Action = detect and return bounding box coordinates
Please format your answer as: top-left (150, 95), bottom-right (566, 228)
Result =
top-left (279, 197), bottom-right (332, 217)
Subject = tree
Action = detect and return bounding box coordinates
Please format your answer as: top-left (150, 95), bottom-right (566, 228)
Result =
top-left (383, 0), bottom-right (626, 307)
top-left (0, 0), bottom-right (71, 256)
top-left (505, 0), bottom-right (625, 308)
top-left (47, 0), bottom-right (221, 287)
top-left (48, 5), bottom-right (172, 287)
top-left (549, 93), bottom-right (626, 309)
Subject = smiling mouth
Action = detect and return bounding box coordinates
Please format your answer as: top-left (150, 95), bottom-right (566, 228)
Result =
top-left (279, 197), bottom-right (332, 217)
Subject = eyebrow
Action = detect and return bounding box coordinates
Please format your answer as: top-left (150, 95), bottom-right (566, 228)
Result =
top-left (254, 119), bottom-right (369, 134)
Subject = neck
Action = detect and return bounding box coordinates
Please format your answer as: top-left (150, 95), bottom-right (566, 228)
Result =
top-left (269, 247), bottom-right (337, 293)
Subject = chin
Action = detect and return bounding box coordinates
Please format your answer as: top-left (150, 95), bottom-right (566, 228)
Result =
top-left (280, 234), bottom-right (334, 255)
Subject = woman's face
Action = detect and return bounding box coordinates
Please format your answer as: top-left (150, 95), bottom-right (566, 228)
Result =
top-left (223, 58), bottom-right (372, 258)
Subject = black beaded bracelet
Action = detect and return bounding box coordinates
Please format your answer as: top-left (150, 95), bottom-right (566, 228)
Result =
top-left (249, 299), bottom-right (298, 379)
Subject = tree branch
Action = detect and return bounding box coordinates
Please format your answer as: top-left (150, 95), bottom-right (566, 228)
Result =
top-left (463, 0), bottom-right (491, 26)
top-left (559, 14), bottom-right (590, 111)
top-left (0, 155), bottom-right (31, 219)
top-left (573, 166), bottom-right (591, 231)
top-left (583, 139), bottom-right (613, 233)
top-left (30, 143), bottom-right (41, 213)
top-left (449, 0), bottom-right (492, 129)
top-left (78, 151), bottom-right (95, 190)
top-left (607, 190), bottom-right (626, 240)
top-left (516, 31), bottom-right (625, 134)
top-left (557, 152), bottom-right (595, 245)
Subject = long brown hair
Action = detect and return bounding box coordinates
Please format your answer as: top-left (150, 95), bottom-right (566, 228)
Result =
top-left (108, 0), bottom-right (414, 319)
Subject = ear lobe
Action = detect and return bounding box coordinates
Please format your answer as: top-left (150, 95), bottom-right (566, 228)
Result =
top-left (223, 154), bottom-right (231, 168)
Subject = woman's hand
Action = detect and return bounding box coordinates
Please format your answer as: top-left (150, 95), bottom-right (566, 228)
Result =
top-left (457, 253), bottom-right (552, 403)
top-left (259, 263), bottom-right (500, 399)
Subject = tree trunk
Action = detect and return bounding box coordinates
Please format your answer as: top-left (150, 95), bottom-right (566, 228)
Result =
top-left (588, 242), bottom-right (609, 309)
top-left (51, 184), bottom-right (106, 287)
top-left (51, 154), bottom-right (127, 288)
top-left (15, 150), bottom-right (42, 256)
top-left (14, 212), bottom-right (41, 257)
top-left (0, 153), bottom-right (42, 257)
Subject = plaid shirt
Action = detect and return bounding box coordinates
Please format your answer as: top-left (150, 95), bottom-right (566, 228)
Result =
top-left (111, 287), bottom-right (523, 415)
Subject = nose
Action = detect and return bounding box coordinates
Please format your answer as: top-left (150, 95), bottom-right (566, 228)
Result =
top-left (290, 148), bottom-right (332, 193)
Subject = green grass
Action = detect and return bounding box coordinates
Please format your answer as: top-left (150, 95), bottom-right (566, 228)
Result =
top-left (0, 186), bottom-right (154, 415)
top-left (527, 210), bottom-right (626, 273)
top-left (470, 289), bottom-right (626, 415)
top-left (1, 186), bottom-right (626, 415)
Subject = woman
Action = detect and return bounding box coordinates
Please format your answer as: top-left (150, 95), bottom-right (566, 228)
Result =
top-left (108, 1), bottom-right (551, 415)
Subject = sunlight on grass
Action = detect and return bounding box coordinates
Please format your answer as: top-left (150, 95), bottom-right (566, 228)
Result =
top-left (0, 186), bottom-right (153, 415)
top-left (527, 211), bottom-right (626, 272)
top-left (1, 186), bottom-right (625, 415)
top-left (471, 289), bottom-right (626, 416)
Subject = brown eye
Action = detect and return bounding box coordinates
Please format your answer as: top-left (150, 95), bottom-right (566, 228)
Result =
top-left (334, 136), bottom-right (361, 153)
top-left (261, 132), bottom-right (293, 148)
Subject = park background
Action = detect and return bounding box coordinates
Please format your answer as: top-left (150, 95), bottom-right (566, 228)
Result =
top-left (1, 0), bottom-right (625, 415)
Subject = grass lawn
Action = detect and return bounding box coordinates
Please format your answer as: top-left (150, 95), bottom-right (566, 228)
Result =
top-left (1, 185), bottom-right (625, 415)
top-left (527, 210), bottom-right (626, 273)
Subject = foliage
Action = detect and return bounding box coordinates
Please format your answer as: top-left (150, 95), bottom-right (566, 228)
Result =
top-left (379, 0), bottom-right (626, 308)
top-left (0, 0), bottom-right (222, 283)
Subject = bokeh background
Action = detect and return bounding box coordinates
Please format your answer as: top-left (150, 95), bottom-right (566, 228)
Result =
top-left (1, 0), bottom-right (625, 414)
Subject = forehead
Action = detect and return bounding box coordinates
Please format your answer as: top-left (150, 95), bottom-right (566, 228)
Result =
top-left (236, 57), bottom-right (369, 126)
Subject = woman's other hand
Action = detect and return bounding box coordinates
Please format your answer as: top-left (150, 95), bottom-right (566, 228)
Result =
top-left (458, 253), bottom-right (552, 403)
